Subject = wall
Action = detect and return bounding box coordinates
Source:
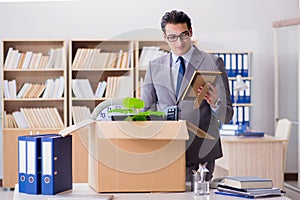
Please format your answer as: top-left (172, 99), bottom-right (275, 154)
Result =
top-left (0, 0), bottom-right (299, 178)
top-left (275, 25), bottom-right (299, 177)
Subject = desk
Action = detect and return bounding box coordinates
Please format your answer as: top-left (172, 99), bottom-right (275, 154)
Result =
top-left (13, 183), bottom-right (290, 200)
top-left (215, 135), bottom-right (285, 188)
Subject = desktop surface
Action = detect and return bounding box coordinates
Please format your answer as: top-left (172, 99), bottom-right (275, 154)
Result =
top-left (13, 183), bottom-right (291, 200)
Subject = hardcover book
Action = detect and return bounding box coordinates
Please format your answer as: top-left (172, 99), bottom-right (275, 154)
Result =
top-left (224, 176), bottom-right (273, 189)
top-left (216, 184), bottom-right (283, 199)
top-left (235, 131), bottom-right (265, 137)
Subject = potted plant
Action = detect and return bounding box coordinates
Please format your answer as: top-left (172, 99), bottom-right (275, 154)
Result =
top-left (108, 97), bottom-right (165, 121)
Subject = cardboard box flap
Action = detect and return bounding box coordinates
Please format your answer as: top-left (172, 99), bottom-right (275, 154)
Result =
top-left (96, 120), bottom-right (188, 140)
top-left (58, 119), bottom-right (95, 137)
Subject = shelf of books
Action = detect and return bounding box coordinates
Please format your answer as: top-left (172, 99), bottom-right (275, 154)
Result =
top-left (69, 39), bottom-right (134, 125)
top-left (69, 39), bottom-right (134, 182)
top-left (210, 51), bottom-right (253, 128)
top-left (135, 40), bottom-right (173, 98)
top-left (1, 39), bottom-right (67, 188)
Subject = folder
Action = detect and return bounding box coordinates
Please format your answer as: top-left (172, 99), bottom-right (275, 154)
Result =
top-left (237, 54), bottom-right (243, 75)
top-left (231, 54), bottom-right (237, 77)
top-left (244, 106), bottom-right (250, 126)
top-left (229, 79), bottom-right (234, 103)
top-left (242, 54), bottom-right (249, 77)
top-left (238, 106), bottom-right (244, 124)
top-left (41, 134), bottom-right (72, 195)
top-left (245, 80), bottom-right (251, 103)
top-left (224, 54), bottom-right (232, 77)
top-left (18, 136), bottom-right (27, 193)
top-left (25, 135), bottom-right (43, 194)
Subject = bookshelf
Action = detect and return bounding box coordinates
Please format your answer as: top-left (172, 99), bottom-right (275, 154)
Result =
top-left (69, 39), bottom-right (134, 124)
top-left (1, 39), bottom-right (67, 188)
top-left (69, 39), bottom-right (134, 182)
top-left (210, 51), bottom-right (253, 127)
top-left (134, 40), bottom-right (170, 98)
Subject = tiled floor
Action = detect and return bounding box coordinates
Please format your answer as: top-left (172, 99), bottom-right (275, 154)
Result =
top-left (1, 182), bottom-right (300, 200)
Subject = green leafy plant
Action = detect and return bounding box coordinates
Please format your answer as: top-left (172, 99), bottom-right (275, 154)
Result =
top-left (109, 97), bottom-right (165, 121)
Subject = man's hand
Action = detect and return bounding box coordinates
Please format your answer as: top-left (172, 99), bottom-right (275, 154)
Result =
top-left (197, 82), bottom-right (218, 106)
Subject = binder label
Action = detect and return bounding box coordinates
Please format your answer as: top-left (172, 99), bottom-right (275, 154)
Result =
top-left (42, 141), bottom-right (52, 176)
top-left (27, 141), bottom-right (36, 175)
top-left (19, 140), bottom-right (26, 174)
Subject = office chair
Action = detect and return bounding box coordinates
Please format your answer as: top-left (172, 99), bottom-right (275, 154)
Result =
top-left (275, 118), bottom-right (292, 173)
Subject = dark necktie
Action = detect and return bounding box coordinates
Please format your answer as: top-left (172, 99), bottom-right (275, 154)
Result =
top-left (176, 56), bottom-right (185, 98)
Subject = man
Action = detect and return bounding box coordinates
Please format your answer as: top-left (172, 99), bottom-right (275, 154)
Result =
top-left (141, 10), bottom-right (233, 182)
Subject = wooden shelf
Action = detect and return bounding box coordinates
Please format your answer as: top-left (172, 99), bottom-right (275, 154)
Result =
top-left (1, 39), bottom-right (68, 188)
top-left (69, 39), bottom-right (135, 183)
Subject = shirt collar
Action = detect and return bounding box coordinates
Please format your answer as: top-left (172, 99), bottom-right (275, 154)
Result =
top-left (171, 45), bottom-right (195, 66)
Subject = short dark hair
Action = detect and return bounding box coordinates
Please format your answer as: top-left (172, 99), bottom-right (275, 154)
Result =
top-left (160, 10), bottom-right (192, 33)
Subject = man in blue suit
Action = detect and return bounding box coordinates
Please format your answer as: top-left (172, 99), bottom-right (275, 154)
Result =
top-left (141, 10), bottom-right (233, 182)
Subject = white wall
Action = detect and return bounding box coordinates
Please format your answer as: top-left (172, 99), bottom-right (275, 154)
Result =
top-left (0, 0), bottom-right (299, 178)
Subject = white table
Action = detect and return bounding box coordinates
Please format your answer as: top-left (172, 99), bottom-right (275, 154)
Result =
top-left (13, 183), bottom-right (291, 200)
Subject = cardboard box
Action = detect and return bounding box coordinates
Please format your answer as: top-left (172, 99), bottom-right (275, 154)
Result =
top-left (60, 120), bottom-right (188, 192)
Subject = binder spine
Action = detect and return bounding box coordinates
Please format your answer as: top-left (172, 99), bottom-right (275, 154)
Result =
top-left (41, 139), bottom-right (54, 195)
top-left (231, 54), bottom-right (237, 77)
top-left (18, 133), bottom-right (61, 195)
top-left (25, 137), bottom-right (42, 194)
top-left (41, 135), bottom-right (72, 195)
top-left (18, 136), bottom-right (27, 193)
top-left (242, 53), bottom-right (249, 77)
top-left (225, 54), bottom-right (232, 77)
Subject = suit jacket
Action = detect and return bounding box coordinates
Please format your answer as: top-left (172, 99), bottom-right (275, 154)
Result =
top-left (141, 46), bottom-right (233, 165)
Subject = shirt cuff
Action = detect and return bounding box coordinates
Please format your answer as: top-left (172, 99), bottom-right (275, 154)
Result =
top-left (211, 98), bottom-right (221, 112)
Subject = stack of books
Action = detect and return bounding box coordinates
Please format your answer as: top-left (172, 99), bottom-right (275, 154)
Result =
top-left (219, 124), bottom-right (265, 137)
top-left (72, 48), bottom-right (130, 69)
top-left (219, 124), bottom-right (239, 136)
top-left (4, 47), bottom-right (65, 70)
top-left (215, 176), bottom-right (284, 199)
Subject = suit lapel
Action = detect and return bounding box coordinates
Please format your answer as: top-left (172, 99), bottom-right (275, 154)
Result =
top-left (159, 53), bottom-right (176, 103)
top-left (176, 47), bottom-right (204, 103)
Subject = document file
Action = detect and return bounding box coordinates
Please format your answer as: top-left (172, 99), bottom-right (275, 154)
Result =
top-left (25, 135), bottom-right (45, 194)
top-left (41, 134), bottom-right (72, 195)
top-left (24, 134), bottom-right (58, 194)
top-left (18, 134), bottom-right (70, 195)
top-left (18, 136), bottom-right (27, 193)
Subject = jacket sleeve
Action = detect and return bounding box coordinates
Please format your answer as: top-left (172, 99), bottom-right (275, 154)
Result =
top-left (213, 56), bottom-right (234, 124)
top-left (140, 60), bottom-right (158, 111)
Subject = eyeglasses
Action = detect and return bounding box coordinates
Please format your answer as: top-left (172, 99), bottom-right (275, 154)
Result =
top-left (166, 31), bottom-right (190, 42)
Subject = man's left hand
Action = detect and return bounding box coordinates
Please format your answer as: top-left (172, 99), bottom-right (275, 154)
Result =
top-left (197, 82), bottom-right (218, 106)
